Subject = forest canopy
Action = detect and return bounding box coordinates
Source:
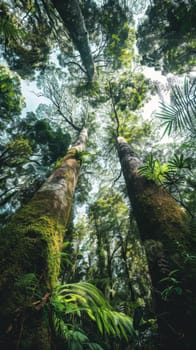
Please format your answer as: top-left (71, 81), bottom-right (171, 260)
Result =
top-left (0, 1), bottom-right (195, 350)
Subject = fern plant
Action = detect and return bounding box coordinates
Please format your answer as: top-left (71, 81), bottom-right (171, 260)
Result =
top-left (156, 78), bottom-right (196, 136)
top-left (51, 282), bottom-right (134, 348)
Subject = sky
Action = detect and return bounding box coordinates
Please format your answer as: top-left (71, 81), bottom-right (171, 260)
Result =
top-left (20, 80), bottom-right (49, 115)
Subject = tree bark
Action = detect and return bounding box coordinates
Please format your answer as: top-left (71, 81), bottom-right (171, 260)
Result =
top-left (0, 128), bottom-right (87, 350)
top-left (51, 0), bottom-right (94, 81)
top-left (117, 136), bottom-right (195, 350)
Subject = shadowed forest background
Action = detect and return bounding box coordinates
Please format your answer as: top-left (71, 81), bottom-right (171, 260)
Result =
top-left (0, 1), bottom-right (196, 349)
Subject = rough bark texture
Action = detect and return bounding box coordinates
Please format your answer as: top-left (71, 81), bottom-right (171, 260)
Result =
top-left (0, 129), bottom-right (87, 350)
top-left (52, 0), bottom-right (94, 80)
top-left (117, 136), bottom-right (196, 350)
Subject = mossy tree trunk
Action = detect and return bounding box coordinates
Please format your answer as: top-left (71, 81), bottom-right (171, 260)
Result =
top-left (51, 0), bottom-right (94, 80)
top-left (0, 128), bottom-right (87, 350)
top-left (117, 136), bottom-right (196, 350)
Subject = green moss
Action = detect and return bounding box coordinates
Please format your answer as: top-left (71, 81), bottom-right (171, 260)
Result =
top-left (135, 185), bottom-right (191, 276)
top-left (5, 203), bottom-right (65, 285)
top-left (54, 147), bottom-right (81, 169)
top-left (0, 192), bottom-right (67, 349)
top-left (136, 186), bottom-right (187, 242)
top-left (144, 240), bottom-right (164, 263)
top-left (54, 157), bottom-right (64, 169)
top-left (0, 136), bottom-right (81, 348)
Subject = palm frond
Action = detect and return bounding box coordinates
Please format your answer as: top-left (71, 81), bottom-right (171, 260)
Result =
top-left (51, 282), bottom-right (134, 340)
top-left (156, 78), bottom-right (196, 136)
top-left (168, 153), bottom-right (191, 171)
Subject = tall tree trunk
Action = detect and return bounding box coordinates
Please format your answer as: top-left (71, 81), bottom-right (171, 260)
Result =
top-left (93, 214), bottom-right (107, 293)
top-left (0, 128), bottom-right (87, 350)
top-left (51, 0), bottom-right (94, 80)
top-left (117, 136), bottom-right (196, 350)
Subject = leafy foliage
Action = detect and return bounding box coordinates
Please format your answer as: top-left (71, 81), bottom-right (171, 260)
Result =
top-left (0, 2), bottom-right (23, 42)
top-left (64, 329), bottom-right (104, 350)
top-left (138, 150), bottom-right (195, 218)
top-left (20, 114), bottom-right (71, 164)
top-left (137, 0), bottom-right (196, 73)
top-left (51, 281), bottom-right (134, 349)
top-left (139, 152), bottom-right (192, 183)
top-left (0, 65), bottom-right (24, 128)
top-left (0, 136), bottom-right (32, 167)
top-left (0, 111), bottom-right (71, 222)
top-left (156, 78), bottom-right (196, 135)
top-left (160, 270), bottom-right (182, 301)
top-left (167, 153), bottom-right (191, 171)
top-left (0, 1), bottom-right (54, 78)
top-left (108, 73), bottom-right (153, 112)
top-left (81, 0), bottom-right (134, 69)
top-left (138, 154), bottom-right (169, 184)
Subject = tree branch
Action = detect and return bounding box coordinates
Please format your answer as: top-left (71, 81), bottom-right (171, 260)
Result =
top-left (108, 81), bottom-right (120, 137)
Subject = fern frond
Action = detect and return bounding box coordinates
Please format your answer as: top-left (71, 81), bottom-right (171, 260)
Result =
top-left (51, 282), bottom-right (134, 340)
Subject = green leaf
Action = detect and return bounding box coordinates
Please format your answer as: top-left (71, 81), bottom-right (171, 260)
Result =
top-left (86, 343), bottom-right (104, 350)
top-left (175, 287), bottom-right (182, 295)
top-left (138, 154), bottom-right (169, 184)
top-left (52, 282), bottom-right (134, 339)
top-left (156, 78), bottom-right (196, 136)
top-left (70, 341), bottom-right (83, 350)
